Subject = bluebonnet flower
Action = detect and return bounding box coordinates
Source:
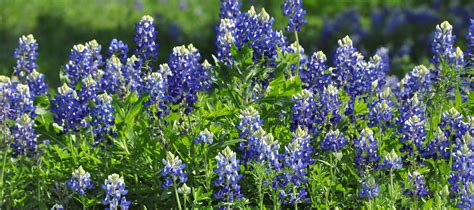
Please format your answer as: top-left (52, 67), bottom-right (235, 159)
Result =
top-left (78, 75), bottom-right (100, 106)
top-left (300, 51), bottom-right (330, 91)
top-left (467, 19), bottom-right (474, 67)
top-left (13, 34), bottom-right (38, 82)
top-left (237, 106), bottom-right (264, 162)
top-left (396, 93), bottom-right (424, 130)
top-left (258, 133), bottom-right (281, 169)
top-left (0, 76), bottom-right (12, 124)
top-left (134, 15), bottom-right (158, 61)
top-left (395, 65), bottom-right (432, 104)
top-left (237, 106), bottom-right (263, 139)
top-left (100, 56), bottom-right (122, 94)
top-left (143, 71), bottom-right (166, 107)
top-left (424, 127), bottom-right (450, 160)
top-left (448, 132), bottom-right (474, 204)
top-left (26, 69), bottom-right (48, 98)
top-left (382, 149), bottom-right (402, 171)
top-left (318, 85), bottom-right (342, 126)
top-left (120, 55), bottom-right (143, 96)
top-left (333, 36), bottom-right (361, 88)
top-left (161, 152), bottom-right (187, 188)
top-left (405, 171), bottom-right (428, 198)
top-left (354, 127), bottom-right (380, 170)
top-left (400, 114), bottom-right (426, 157)
top-left (90, 93), bottom-right (116, 145)
top-left (101, 173), bottom-right (130, 210)
top-left (7, 83), bottom-right (35, 119)
top-left (64, 41), bottom-right (102, 88)
top-left (284, 126), bottom-right (314, 176)
top-left (358, 177), bottom-right (380, 198)
top-left (368, 88), bottom-right (394, 129)
top-left (216, 18), bottom-right (236, 65)
top-left (219, 0), bottom-right (241, 19)
top-left (178, 183), bottom-right (191, 195)
top-left (213, 147), bottom-right (243, 207)
top-left (431, 21), bottom-right (464, 69)
top-left (321, 129), bottom-right (347, 152)
top-left (234, 7), bottom-right (287, 65)
top-left (166, 44), bottom-right (212, 112)
top-left (66, 166), bottom-right (94, 195)
top-left (279, 126), bottom-right (313, 204)
top-left (440, 107), bottom-right (469, 139)
top-left (290, 89), bottom-right (316, 133)
top-left (281, 0), bottom-right (307, 32)
top-left (107, 39), bottom-right (129, 62)
top-left (9, 114), bottom-right (38, 157)
top-left (194, 128), bottom-right (214, 144)
top-left (292, 85), bottom-right (342, 136)
top-left (51, 84), bottom-right (87, 133)
top-left (50, 204), bottom-right (64, 210)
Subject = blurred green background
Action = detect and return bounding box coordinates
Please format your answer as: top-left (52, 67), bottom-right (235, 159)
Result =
top-left (1, 0), bottom-right (472, 88)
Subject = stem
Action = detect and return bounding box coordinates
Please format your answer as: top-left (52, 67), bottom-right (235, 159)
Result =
top-left (183, 194), bottom-right (187, 210)
top-left (81, 195), bottom-right (87, 210)
top-left (173, 178), bottom-right (182, 210)
top-left (368, 198), bottom-right (372, 210)
top-left (294, 31), bottom-right (301, 78)
top-left (258, 177), bottom-right (263, 210)
top-left (329, 153), bottom-right (335, 207)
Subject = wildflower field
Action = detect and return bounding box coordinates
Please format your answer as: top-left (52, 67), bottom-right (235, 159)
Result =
top-left (1, 0), bottom-right (473, 209)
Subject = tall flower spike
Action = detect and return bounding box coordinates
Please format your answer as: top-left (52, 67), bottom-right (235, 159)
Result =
top-left (333, 36), bottom-right (360, 88)
top-left (90, 93), bottom-right (116, 146)
top-left (233, 7), bottom-right (287, 65)
top-left (64, 41), bottom-right (102, 87)
top-left (13, 34), bottom-right (38, 82)
top-left (300, 51), bottom-right (329, 91)
top-left (290, 89), bottom-right (316, 132)
top-left (368, 88), bottom-right (394, 130)
top-left (358, 177), bottom-right (380, 199)
top-left (26, 69), bottom-right (48, 98)
top-left (143, 72), bottom-right (166, 107)
top-left (467, 19), bottom-right (474, 67)
top-left (9, 114), bottom-right (38, 157)
top-left (279, 126), bottom-right (313, 204)
top-left (382, 149), bottom-right (402, 171)
top-left (101, 173), bottom-right (130, 210)
top-left (134, 15), bottom-right (158, 61)
top-left (353, 127), bottom-right (380, 171)
top-left (107, 39), bottom-right (129, 62)
top-left (0, 76), bottom-right (12, 124)
top-left (216, 18), bottom-right (236, 65)
top-left (219, 0), bottom-right (241, 19)
top-left (321, 129), bottom-right (347, 153)
top-left (100, 55), bottom-right (122, 94)
top-left (213, 147), bottom-right (243, 206)
top-left (431, 21), bottom-right (459, 67)
top-left (425, 127), bottom-right (450, 160)
top-left (448, 132), bottom-right (474, 205)
top-left (281, 0), bottom-right (307, 32)
top-left (51, 84), bottom-right (85, 133)
top-left (161, 152), bottom-right (187, 188)
top-left (66, 166), bottom-right (94, 195)
top-left (405, 171), bottom-right (428, 198)
top-left (167, 44), bottom-right (211, 112)
top-left (396, 65), bottom-right (432, 105)
top-left (194, 128), bottom-right (214, 144)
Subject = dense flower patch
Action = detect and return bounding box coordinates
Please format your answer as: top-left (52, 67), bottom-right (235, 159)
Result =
top-left (0, 0), bottom-right (473, 209)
